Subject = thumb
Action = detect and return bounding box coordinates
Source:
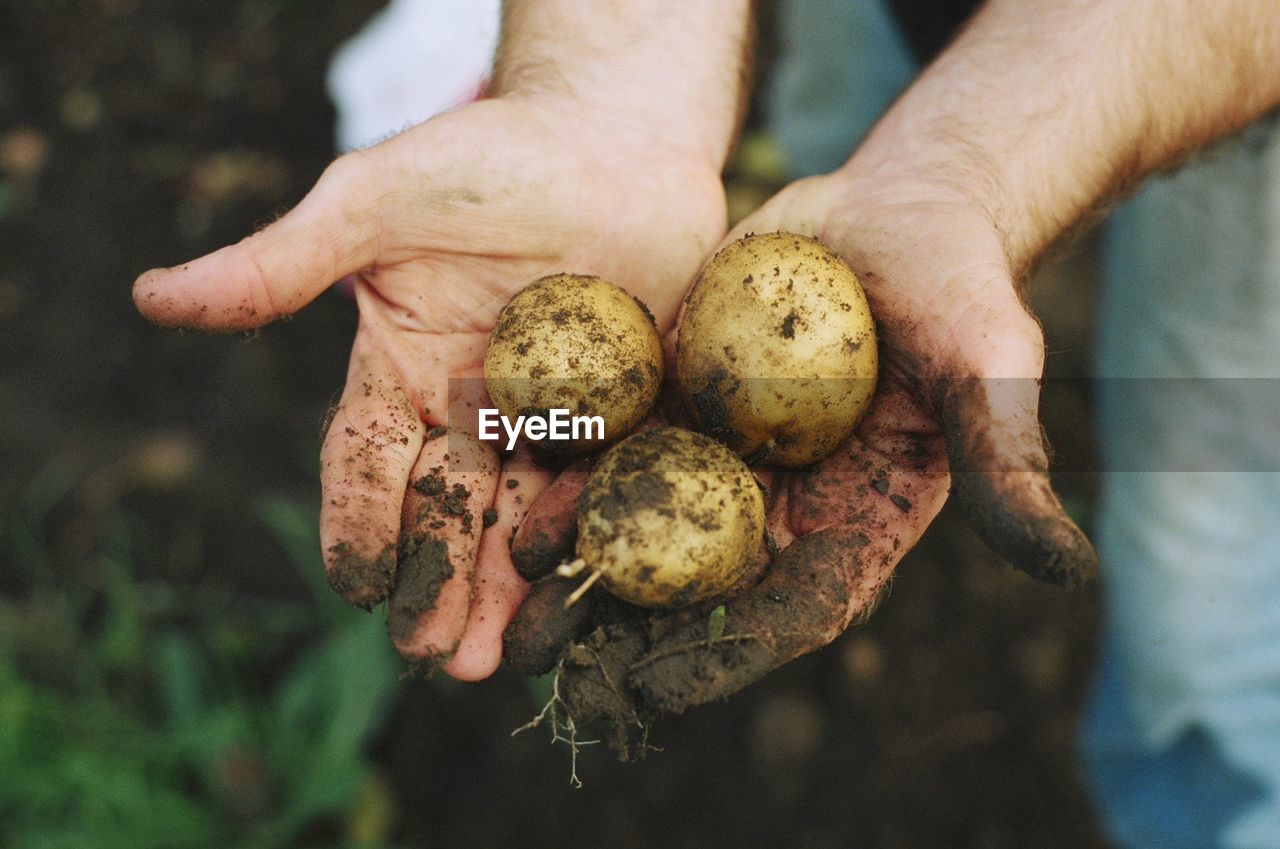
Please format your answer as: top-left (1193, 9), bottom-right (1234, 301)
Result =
top-left (133, 153), bottom-right (381, 331)
top-left (937, 288), bottom-right (1097, 588)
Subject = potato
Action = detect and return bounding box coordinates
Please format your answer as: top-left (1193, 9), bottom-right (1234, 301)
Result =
top-left (677, 231), bottom-right (877, 467)
top-left (484, 274), bottom-right (663, 453)
top-left (571, 426), bottom-right (765, 608)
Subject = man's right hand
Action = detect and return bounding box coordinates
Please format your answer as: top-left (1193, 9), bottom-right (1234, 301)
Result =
top-left (132, 0), bottom-right (756, 680)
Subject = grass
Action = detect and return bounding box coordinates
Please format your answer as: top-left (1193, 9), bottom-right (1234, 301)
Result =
top-left (0, 465), bottom-right (404, 849)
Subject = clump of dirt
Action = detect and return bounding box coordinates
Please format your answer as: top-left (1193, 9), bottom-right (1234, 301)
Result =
top-left (409, 471), bottom-right (475, 535)
top-left (687, 374), bottom-right (745, 448)
top-left (519, 528), bottom-right (879, 758)
top-left (440, 483), bottom-right (470, 517)
top-left (387, 533), bottom-right (453, 643)
top-left (325, 541), bottom-right (396, 610)
top-left (585, 470), bottom-right (676, 523)
top-left (560, 622), bottom-right (656, 761)
top-left (412, 473), bottom-right (446, 497)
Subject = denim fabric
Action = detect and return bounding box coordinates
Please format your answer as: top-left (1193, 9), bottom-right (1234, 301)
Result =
top-left (766, 0), bottom-right (915, 176)
top-left (1080, 637), bottom-right (1269, 849)
top-left (1087, 117), bottom-right (1280, 849)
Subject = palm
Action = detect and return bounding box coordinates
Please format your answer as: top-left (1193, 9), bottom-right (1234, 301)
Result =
top-left (517, 171), bottom-right (1091, 721)
top-left (740, 172), bottom-right (1057, 562)
top-left (345, 98), bottom-right (724, 407)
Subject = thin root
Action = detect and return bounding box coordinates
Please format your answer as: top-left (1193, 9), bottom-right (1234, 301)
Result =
top-left (563, 568), bottom-right (602, 608)
top-left (511, 667), bottom-right (600, 788)
top-left (626, 628), bottom-right (817, 673)
top-left (556, 557), bottom-right (587, 578)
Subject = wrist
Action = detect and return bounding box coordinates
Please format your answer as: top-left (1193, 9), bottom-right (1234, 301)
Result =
top-left (842, 0), bottom-right (1280, 274)
top-left (839, 117), bottom-right (1025, 259)
top-left (489, 1), bottom-right (752, 174)
top-left (480, 91), bottom-right (729, 191)
top-left (841, 78), bottom-right (1082, 277)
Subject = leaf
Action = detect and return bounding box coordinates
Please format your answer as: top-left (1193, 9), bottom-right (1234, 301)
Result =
top-left (260, 617), bottom-right (400, 841)
top-left (707, 605), bottom-right (726, 644)
top-left (254, 494), bottom-right (348, 623)
top-left (151, 633), bottom-right (209, 725)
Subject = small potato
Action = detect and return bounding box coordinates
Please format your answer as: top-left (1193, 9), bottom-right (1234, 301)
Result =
top-left (677, 231), bottom-right (877, 467)
top-left (572, 426), bottom-right (765, 608)
top-left (485, 274), bottom-right (663, 453)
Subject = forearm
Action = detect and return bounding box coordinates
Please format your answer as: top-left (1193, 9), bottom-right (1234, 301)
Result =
top-left (491, 0), bottom-right (754, 170)
top-left (850, 0), bottom-right (1280, 271)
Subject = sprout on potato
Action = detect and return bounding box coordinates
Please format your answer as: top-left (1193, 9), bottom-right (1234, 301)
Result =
top-left (484, 274), bottom-right (664, 453)
top-left (564, 426), bottom-right (765, 608)
top-left (677, 231), bottom-right (878, 467)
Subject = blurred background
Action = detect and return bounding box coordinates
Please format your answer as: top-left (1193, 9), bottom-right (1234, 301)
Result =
top-left (0, 1), bottom-right (1107, 847)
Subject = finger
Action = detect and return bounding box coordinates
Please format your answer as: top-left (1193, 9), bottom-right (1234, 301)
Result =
top-left (943, 380), bottom-right (1096, 588)
top-left (502, 576), bottom-right (597, 677)
top-left (388, 431), bottom-right (499, 666)
top-left (444, 445), bottom-right (557, 680)
top-left (509, 458), bottom-right (592, 580)
top-left (936, 297), bottom-right (1097, 588)
top-left (720, 522), bottom-right (775, 600)
top-left (320, 345), bottom-right (424, 609)
top-left (751, 465), bottom-right (797, 549)
top-left (133, 152), bottom-right (381, 331)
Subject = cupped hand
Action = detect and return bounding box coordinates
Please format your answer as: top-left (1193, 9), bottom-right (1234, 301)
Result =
top-left (133, 95), bottom-right (726, 679)
top-left (506, 168), bottom-right (1096, 725)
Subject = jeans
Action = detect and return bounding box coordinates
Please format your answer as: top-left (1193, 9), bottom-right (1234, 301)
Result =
top-left (1084, 117), bottom-right (1280, 849)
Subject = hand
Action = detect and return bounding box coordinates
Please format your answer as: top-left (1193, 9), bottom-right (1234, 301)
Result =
top-left (133, 95), bottom-right (726, 679)
top-left (506, 167), bottom-right (1096, 729)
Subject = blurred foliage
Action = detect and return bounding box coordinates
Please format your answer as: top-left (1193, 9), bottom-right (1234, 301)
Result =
top-left (724, 130), bottom-right (788, 226)
top-left (0, 473), bottom-right (404, 849)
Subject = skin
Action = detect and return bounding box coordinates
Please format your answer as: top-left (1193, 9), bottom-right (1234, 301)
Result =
top-left (132, 0), bottom-right (752, 679)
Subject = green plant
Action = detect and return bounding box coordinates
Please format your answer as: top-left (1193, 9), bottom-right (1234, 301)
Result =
top-left (0, 476), bottom-right (404, 849)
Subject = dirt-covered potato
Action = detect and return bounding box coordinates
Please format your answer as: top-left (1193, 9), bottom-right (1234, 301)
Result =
top-left (570, 426), bottom-right (765, 608)
top-left (677, 231), bottom-right (877, 466)
top-left (485, 274), bottom-right (663, 453)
